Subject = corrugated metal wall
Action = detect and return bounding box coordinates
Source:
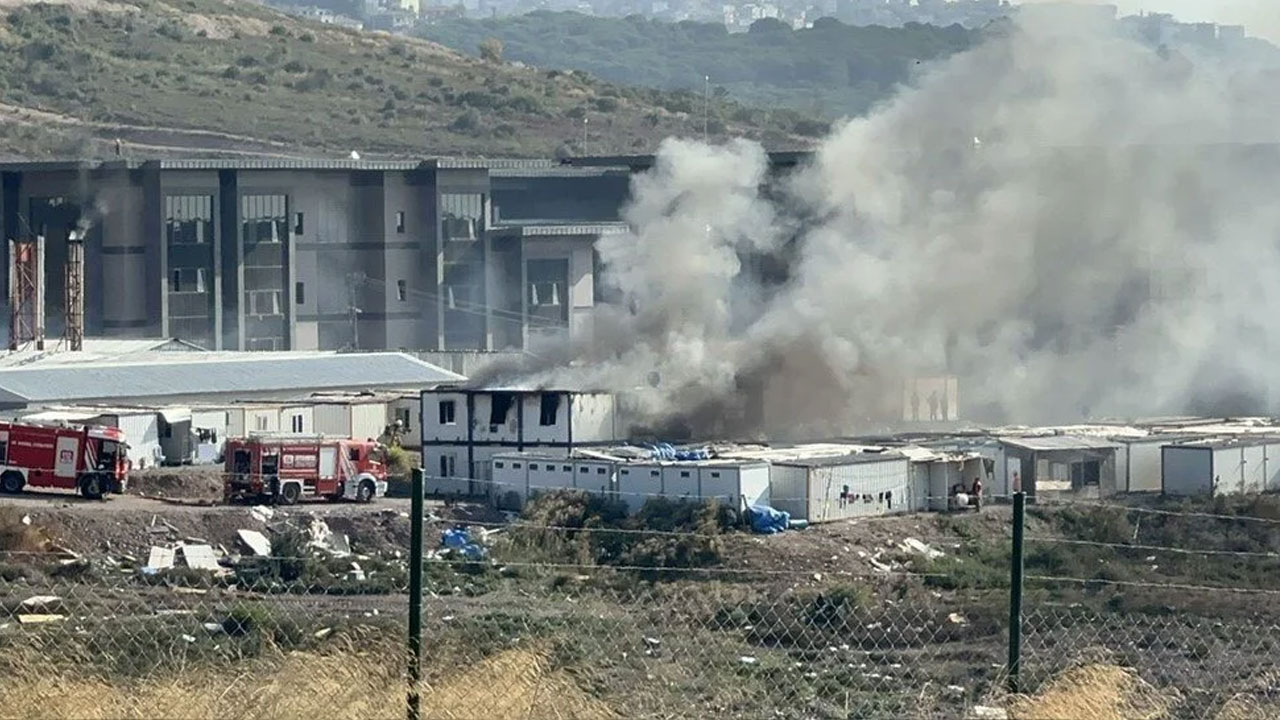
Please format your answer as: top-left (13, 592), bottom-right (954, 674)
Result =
top-left (804, 459), bottom-right (911, 523)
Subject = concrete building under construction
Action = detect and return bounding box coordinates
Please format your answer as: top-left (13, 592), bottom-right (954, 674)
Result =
top-left (0, 158), bottom-right (630, 352)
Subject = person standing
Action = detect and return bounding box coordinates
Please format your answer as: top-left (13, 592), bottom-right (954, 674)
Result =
top-left (928, 390), bottom-right (939, 421)
top-left (971, 477), bottom-right (983, 512)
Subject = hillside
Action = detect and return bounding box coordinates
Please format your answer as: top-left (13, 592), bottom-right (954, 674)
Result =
top-left (418, 13), bottom-right (978, 119)
top-left (0, 0), bottom-right (816, 159)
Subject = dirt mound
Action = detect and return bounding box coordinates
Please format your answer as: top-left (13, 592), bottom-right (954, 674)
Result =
top-left (1008, 664), bottom-right (1177, 720)
top-left (127, 467), bottom-right (223, 502)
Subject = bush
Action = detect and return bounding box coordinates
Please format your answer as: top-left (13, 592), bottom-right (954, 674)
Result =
top-left (448, 109), bottom-right (481, 133)
top-left (269, 24), bottom-right (289, 37)
top-left (478, 37), bottom-right (503, 63)
top-left (299, 31), bottom-right (315, 42)
top-left (593, 96), bottom-right (618, 112)
top-left (384, 445), bottom-right (411, 476)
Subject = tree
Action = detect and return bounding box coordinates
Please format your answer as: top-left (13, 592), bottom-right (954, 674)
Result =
top-left (478, 37), bottom-right (504, 63)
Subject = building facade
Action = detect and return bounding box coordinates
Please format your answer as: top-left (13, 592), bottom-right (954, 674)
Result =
top-left (0, 158), bottom-right (630, 352)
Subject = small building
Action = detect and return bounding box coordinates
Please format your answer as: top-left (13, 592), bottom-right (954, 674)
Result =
top-left (1112, 434), bottom-right (1200, 493)
top-left (899, 446), bottom-right (988, 512)
top-left (420, 388), bottom-right (624, 497)
top-left (615, 460), bottom-right (770, 515)
top-left (997, 435), bottom-right (1119, 501)
top-left (0, 352), bottom-right (463, 409)
top-left (22, 406), bottom-right (164, 469)
top-left (312, 397), bottom-right (388, 442)
top-left (488, 452), bottom-right (769, 514)
top-left (1162, 437), bottom-right (1280, 496)
top-left (769, 453), bottom-right (913, 523)
top-left (226, 402), bottom-right (314, 437)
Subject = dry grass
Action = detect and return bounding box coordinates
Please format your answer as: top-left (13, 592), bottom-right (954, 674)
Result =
top-left (0, 642), bottom-right (614, 720)
top-left (1008, 664), bottom-right (1178, 720)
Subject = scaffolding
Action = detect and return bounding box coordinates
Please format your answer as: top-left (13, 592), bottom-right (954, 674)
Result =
top-left (8, 235), bottom-right (45, 351)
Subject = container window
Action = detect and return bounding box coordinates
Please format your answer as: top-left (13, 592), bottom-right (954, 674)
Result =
top-left (495, 462), bottom-right (504, 469)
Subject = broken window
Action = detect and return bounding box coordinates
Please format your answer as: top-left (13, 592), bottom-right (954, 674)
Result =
top-left (397, 280), bottom-right (407, 302)
top-left (242, 194), bottom-right (287, 243)
top-left (438, 400), bottom-right (456, 425)
top-left (170, 268), bottom-right (207, 293)
top-left (165, 195), bottom-right (213, 244)
top-left (295, 282), bottom-right (305, 305)
top-left (440, 193), bottom-right (482, 240)
top-left (294, 212), bottom-right (304, 235)
top-left (539, 393), bottom-right (560, 426)
top-left (489, 393), bottom-right (514, 426)
top-left (395, 211), bottom-right (406, 233)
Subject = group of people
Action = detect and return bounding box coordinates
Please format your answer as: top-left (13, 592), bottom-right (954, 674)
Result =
top-left (909, 388), bottom-right (949, 422)
top-left (951, 477), bottom-right (983, 511)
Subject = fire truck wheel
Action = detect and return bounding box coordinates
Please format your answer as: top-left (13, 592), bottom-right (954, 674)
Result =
top-left (79, 475), bottom-right (105, 500)
top-left (0, 471), bottom-right (24, 494)
top-left (357, 480), bottom-right (376, 503)
top-left (278, 482), bottom-right (300, 506)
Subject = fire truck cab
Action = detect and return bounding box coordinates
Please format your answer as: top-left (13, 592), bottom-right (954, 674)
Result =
top-left (223, 434), bottom-right (388, 505)
top-left (0, 421), bottom-right (129, 500)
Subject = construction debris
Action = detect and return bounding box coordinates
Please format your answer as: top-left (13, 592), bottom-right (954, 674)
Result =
top-left (236, 529), bottom-right (271, 557)
top-left (250, 506), bottom-right (274, 523)
top-left (146, 546), bottom-right (176, 571)
top-left (19, 595), bottom-right (63, 613)
top-left (17, 614), bottom-right (65, 624)
top-left (179, 544), bottom-right (219, 571)
top-left (899, 537), bottom-right (945, 560)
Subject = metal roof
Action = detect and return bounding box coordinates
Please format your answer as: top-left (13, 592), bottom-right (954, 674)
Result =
top-left (0, 157), bottom-right (561, 173)
top-left (0, 352), bottom-right (463, 404)
top-left (772, 452), bottom-right (907, 468)
top-left (564, 151), bottom-right (814, 170)
top-left (493, 221), bottom-right (630, 237)
top-left (1178, 436), bottom-right (1280, 450)
top-left (999, 435), bottom-right (1121, 452)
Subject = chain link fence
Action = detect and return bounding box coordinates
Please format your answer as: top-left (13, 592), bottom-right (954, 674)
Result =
top-left (4, 493), bottom-right (1280, 718)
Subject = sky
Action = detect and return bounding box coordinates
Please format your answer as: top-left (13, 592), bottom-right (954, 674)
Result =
top-left (1018, 0), bottom-right (1280, 43)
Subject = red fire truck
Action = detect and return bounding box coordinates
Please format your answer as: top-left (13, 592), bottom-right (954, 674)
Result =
top-left (223, 434), bottom-right (388, 505)
top-left (0, 420), bottom-right (129, 499)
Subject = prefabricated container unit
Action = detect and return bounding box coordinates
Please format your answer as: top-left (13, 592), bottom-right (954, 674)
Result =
top-left (617, 463), bottom-right (665, 514)
top-left (616, 461), bottom-right (769, 515)
top-left (228, 406), bottom-right (283, 437)
top-left (191, 409), bottom-right (228, 464)
top-left (390, 396), bottom-right (422, 448)
top-left (489, 454), bottom-right (616, 510)
top-left (422, 445), bottom-right (472, 497)
top-left (770, 454), bottom-right (912, 523)
top-left (278, 405), bottom-right (315, 435)
top-left (313, 401), bottom-right (387, 441)
top-left (1162, 439), bottom-right (1280, 497)
top-left (1115, 435), bottom-right (1198, 493)
top-left (92, 410), bottom-right (163, 470)
top-left (919, 458), bottom-right (986, 512)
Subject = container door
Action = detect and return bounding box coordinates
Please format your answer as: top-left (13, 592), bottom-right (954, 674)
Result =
top-left (55, 436), bottom-right (79, 479)
top-left (319, 447), bottom-right (337, 480)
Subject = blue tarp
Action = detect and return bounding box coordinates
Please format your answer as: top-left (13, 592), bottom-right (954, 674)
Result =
top-left (748, 505), bottom-right (790, 534)
top-left (441, 527), bottom-right (488, 559)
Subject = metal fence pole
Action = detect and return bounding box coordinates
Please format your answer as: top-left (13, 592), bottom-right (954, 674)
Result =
top-left (1007, 490), bottom-right (1026, 694)
top-left (407, 468), bottom-right (424, 720)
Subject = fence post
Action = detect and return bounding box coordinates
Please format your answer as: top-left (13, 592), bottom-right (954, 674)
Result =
top-left (407, 467), bottom-right (424, 720)
top-left (1007, 490), bottom-right (1025, 694)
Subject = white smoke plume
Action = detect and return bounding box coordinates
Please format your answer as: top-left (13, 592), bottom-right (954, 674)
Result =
top-left (492, 10), bottom-right (1280, 437)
